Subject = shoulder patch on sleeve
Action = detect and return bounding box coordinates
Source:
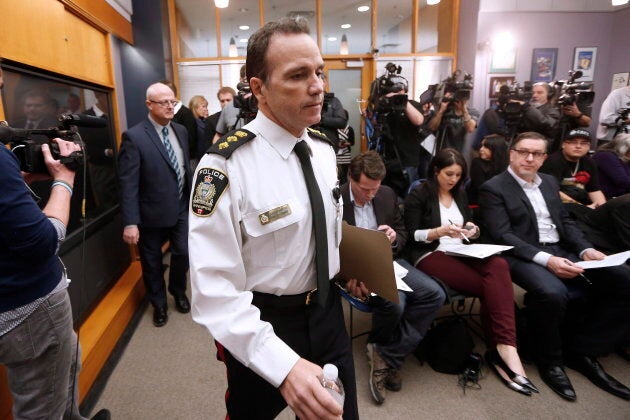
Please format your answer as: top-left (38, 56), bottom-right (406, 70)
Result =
top-left (207, 129), bottom-right (256, 159)
top-left (307, 127), bottom-right (334, 147)
top-left (191, 167), bottom-right (229, 217)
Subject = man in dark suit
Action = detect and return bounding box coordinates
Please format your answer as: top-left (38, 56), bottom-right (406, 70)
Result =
top-left (159, 80), bottom-right (198, 163)
top-left (479, 131), bottom-right (630, 401)
top-left (341, 151), bottom-right (445, 404)
top-left (118, 82), bottom-right (192, 327)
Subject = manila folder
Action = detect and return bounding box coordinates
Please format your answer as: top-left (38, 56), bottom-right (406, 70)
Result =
top-left (338, 222), bottom-right (399, 304)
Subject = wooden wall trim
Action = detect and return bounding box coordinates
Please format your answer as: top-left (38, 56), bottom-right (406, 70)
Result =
top-left (59, 0), bottom-right (133, 44)
top-left (78, 261), bottom-right (145, 400)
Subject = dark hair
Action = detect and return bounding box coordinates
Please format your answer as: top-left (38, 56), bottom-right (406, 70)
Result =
top-left (348, 151), bottom-right (386, 182)
top-left (424, 148), bottom-right (467, 198)
top-left (158, 80), bottom-right (177, 97)
top-left (481, 134), bottom-right (509, 175)
top-left (217, 86), bottom-right (236, 100)
top-left (246, 17), bottom-right (311, 84)
top-left (510, 131), bottom-right (548, 152)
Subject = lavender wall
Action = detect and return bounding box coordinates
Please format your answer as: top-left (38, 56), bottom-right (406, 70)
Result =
top-left (456, 0), bottom-right (480, 74)
top-left (608, 7), bottom-right (630, 74)
top-left (471, 11), bottom-right (624, 133)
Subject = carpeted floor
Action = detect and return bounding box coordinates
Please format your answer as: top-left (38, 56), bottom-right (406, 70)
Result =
top-left (87, 288), bottom-right (630, 420)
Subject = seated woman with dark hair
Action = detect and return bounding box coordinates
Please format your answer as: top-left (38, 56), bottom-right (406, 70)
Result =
top-left (592, 133), bottom-right (630, 199)
top-left (404, 148), bottom-right (537, 396)
top-left (468, 134), bottom-right (509, 205)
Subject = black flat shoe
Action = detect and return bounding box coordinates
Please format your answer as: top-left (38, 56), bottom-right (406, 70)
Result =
top-left (485, 350), bottom-right (532, 396)
top-left (487, 349), bottom-right (539, 393)
top-left (173, 294), bottom-right (191, 313)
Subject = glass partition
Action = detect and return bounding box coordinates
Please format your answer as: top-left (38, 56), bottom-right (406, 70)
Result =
top-left (220, 0), bottom-right (260, 57)
top-left (321, 0), bottom-right (371, 55)
top-left (417, 0), bottom-right (455, 53)
top-left (176, 0), bottom-right (218, 58)
top-left (375, 1), bottom-right (413, 54)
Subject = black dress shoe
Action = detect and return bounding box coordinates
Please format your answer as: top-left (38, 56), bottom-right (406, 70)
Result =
top-left (153, 306), bottom-right (168, 327)
top-left (538, 364), bottom-right (576, 401)
top-left (173, 294), bottom-right (190, 313)
top-left (485, 350), bottom-right (532, 396)
top-left (566, 354), bottom-right (630, 400)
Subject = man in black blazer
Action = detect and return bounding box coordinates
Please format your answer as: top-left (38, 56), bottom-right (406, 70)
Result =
top-left (118, 82), bottom-right (192, 327)
top-left (342, 151), bottom-right (445, 404)
top-left (480, 131), bottom-right (630, 401)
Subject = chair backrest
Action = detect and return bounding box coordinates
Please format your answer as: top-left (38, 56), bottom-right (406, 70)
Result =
top-left (407, 178), bottom-right (426, 195)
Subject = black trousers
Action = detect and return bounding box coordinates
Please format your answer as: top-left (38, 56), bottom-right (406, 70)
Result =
top-left (507, 245), bottom-right (630, 366)
top-left (217, 289), bottom-right (358, 420)
top-left (138, 198), bottom-right (189, 309)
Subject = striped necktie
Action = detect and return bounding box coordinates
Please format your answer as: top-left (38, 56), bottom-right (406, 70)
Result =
top-left (161, 126), bottom-right (184, 198)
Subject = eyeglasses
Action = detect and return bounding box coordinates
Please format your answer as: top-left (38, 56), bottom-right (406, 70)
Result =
top-left (149, 100), bottom-right (178, 107)
top-left (512, 148), bottom-right (546, 160)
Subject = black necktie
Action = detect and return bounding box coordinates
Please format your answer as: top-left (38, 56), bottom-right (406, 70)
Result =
top-left (294, 140), bottom-right (329, 306)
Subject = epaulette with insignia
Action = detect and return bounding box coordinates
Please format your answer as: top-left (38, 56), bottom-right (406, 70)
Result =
top-left (307, 127), bottom-right (334, 147)
top-left (207, 129), bottom-right (256, 159)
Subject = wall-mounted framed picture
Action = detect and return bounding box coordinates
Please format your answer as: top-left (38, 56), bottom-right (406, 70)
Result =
top-left (490, 50), bottom-right (517, 74)
top-left (611, 72), bottom-right (630, 90)
top-left (530, 48), bottom-right (558, 82)
top-left (573, 47), bottom-right (597, 81)
top-left (489, 76), bottom-right (516, 98)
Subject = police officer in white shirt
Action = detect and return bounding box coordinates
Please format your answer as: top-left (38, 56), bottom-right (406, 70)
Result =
top-left (188, 18), bottom-right (358, 419)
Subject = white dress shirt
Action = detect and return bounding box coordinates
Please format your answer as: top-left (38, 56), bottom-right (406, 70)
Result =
top-left (188, 111), bottom-right (341, 388)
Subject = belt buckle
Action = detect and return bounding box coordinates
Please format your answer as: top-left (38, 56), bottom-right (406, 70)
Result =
top-left (305, 288), bottom-right (317, 305)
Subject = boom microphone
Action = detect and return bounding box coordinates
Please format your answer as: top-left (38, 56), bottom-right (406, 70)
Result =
top-left (58, 113), bottom-right (107, 128)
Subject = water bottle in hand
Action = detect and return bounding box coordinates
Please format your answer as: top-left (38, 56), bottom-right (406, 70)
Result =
top-left (321, 364), bottom-right (345, 409)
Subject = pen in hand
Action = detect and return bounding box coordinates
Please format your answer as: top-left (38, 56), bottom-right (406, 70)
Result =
top-left (448, 219), bottom-right (470, 243)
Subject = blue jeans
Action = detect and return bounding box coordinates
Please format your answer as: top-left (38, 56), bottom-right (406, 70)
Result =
top-left (0, 289), bottom-right (85, 420)
top-left (369, 259), bottom-right (446, 369)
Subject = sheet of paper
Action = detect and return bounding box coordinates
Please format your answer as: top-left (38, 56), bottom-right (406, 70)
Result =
top-left (421, 134), bottom-right (436, 155)
top-left (575, 250), bottom-right (630, 269)
top-left (393, 261), bottom-right (412, 292)
top-left (338, 222), bottom-right (399, 304)
top-left (441, 243), bottom-right (513, 259)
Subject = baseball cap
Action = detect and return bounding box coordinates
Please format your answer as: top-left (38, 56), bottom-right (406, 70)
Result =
top-left (564, 128), bottom-right (591, 141)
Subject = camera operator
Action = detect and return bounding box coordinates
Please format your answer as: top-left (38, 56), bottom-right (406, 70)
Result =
top-left (520, 82), bottom-right (560, 141)
top-left (427, 92), bottom-right (476, 153)
top-left (212, 65), bottom-right (251, 143)
top-left (0, 139), bottom-right (110, 419)
top-left (381, 87), bottom-right (425, 191)
top-left (596, 85), bottom-right (630, 145)
top-left (310, 74), bottom-right (347, 150)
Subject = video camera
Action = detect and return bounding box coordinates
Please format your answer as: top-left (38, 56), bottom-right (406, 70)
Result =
top-left (322, 92), bottom-right (335, 113)
top-left (233, 81), bottom-right (258, 123)
top-left (552, 70), bottom-right (595, 108)
top-left (368, 62), bottom-right (409, 115)
top-left (0, 113), bottom-right (102, 173)
top-left (496, 81), bottom-right (532, 119)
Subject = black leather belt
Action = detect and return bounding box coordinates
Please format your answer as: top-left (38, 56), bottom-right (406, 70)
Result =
top-left (251, 289), bottom-right (318, 311)
top-left (539, 241), bottom-right (559, 247)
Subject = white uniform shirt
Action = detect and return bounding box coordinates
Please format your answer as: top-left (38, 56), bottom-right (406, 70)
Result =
top-left (188, 111), bottom-right (341, 388)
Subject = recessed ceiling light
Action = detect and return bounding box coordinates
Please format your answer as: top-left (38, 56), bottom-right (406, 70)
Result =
top-left (238, 8), bottom-right (249, 12)
top-left (341, 23), bottom-right (351, 29)
top-left (239, 38), bottom-right (248, 43)
top-left (239, 25), bottom-right (250, 30)
top-left (358, 6), bottom-right (370, 12)
top-left (328, 37), bottom-right (338, 41)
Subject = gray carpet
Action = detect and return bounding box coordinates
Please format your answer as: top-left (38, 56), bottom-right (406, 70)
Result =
top-left (90, 291), bottom-right (630, 419)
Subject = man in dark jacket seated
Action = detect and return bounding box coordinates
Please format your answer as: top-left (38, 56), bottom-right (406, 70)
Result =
top-left (341, 151), bottom-right (445, 405)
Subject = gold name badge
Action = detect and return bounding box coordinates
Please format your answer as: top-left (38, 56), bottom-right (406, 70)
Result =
top-left (259, 204), bottom-right (292, 225)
